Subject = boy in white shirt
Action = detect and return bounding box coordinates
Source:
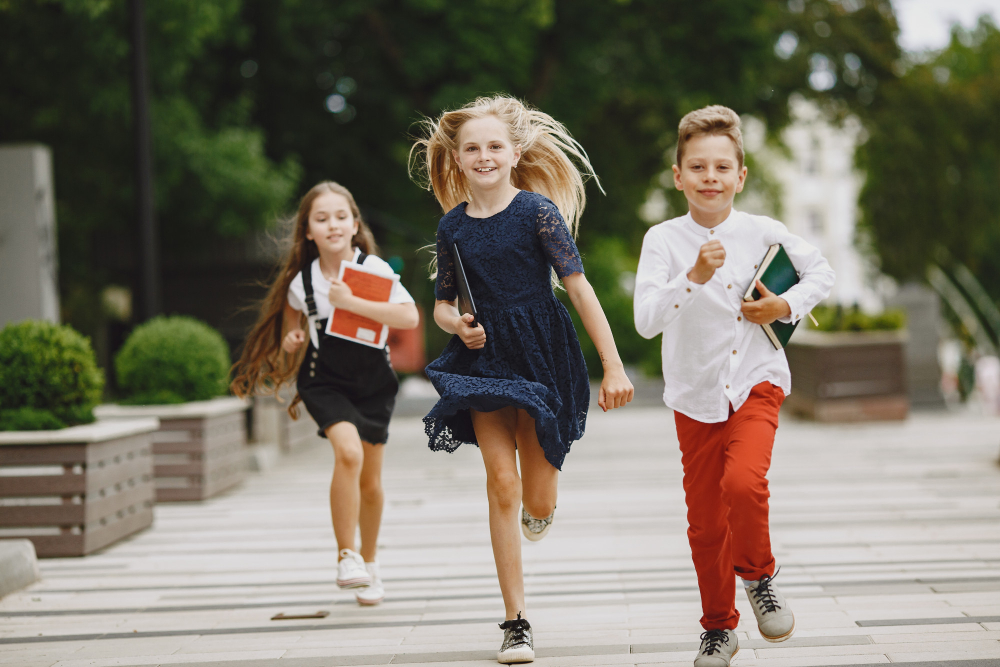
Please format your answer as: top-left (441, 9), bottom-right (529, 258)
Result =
top-left (634, 106), bottom-right (834, 666)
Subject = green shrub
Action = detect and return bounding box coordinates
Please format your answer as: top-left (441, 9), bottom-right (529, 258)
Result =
top-left (809, 304), bottom-right (906, 332)
top-left (0, 320), bottom-right (105, 431)
top-left (115, 316), bottom-right (230, 405)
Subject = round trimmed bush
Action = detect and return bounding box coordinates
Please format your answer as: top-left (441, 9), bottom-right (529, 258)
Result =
top-left (0, 320), bottom-right (105, 431)
top-left (115, 316), bottom-right (230, 405)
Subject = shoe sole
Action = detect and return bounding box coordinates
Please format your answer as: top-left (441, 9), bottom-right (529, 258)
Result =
top-left (337, 577), bottom-right (372, 589)
top-left (520, 523), bottom-right (550, 542)
top-left (497, 646), bottom-right (534, 663)
top-left (356, 595), bottom-right (383, 606)
top-left (760, 617), bottom-right (795, 643)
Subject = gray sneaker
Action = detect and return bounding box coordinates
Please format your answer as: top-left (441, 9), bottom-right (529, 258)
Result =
top-left (744, 568), bottom-right (795, 642)
top-left (694, 629), bottom-right (738, 667)
top-left (520, 506), bottom-right (554, 542)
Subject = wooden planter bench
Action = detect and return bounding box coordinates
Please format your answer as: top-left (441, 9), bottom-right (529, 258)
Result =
top-left (95, 398), bottom-right (249, 502)
top-left (784, 330), bottom-right (909, 422)
top-left (0, 419), bottom-right (159, 557)
top-left (251, 386), bottom-right (320, 454)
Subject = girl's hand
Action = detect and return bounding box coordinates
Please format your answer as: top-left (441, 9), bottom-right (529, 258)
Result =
top-left (328, 277), bottom-right (354, 308)
top-left (598, 365), bottom-right (634, 412)
top-left (741, 280), bottom-right (791, 325)
top-left (455, 313), bottom-right (486, 350)
top-left (282, 329), bottom-right (306, 354)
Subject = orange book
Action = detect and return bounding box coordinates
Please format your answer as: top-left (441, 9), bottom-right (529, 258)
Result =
top-left (325, 260), bottom-right (398, 349)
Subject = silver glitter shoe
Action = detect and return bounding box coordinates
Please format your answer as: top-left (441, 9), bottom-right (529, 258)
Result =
top-left (520, 506), bottom-right (554, 542)
top-left (497, 612), bottom-right (534, 663)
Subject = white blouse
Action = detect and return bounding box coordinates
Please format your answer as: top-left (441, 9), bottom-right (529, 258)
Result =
top-left (287, 249), bottom-right (414, 319)
top-left (634, 210), bottom-right (835, 422)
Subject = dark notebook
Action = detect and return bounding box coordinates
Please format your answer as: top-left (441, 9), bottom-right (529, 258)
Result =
top-left (743, 244), bottom-right (800, 350)
top-left (451, 241), bottom-right (478, 327)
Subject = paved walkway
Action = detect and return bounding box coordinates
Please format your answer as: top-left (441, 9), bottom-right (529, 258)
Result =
top-left (2, 408), bottom-right (1000, 667)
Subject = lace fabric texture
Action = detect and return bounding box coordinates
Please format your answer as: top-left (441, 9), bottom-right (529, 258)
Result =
top-left (427, 190), bottom-right (589, 470)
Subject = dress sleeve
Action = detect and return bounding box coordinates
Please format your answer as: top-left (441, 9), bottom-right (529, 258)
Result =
top-left (435, 221), bottom-right (457, 301)
top-left (536, 199), bottom-right (584, 278)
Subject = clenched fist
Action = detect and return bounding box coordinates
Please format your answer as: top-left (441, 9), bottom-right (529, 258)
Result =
top-left (687, 240), bottom-right (726, 284)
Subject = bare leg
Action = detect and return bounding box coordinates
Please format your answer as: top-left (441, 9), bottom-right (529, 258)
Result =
top-left (358, 441), bottom-right (385, 562)
top-left (471, 406), bottom-right (524, 621)
top-left (325, 421), bottom-right (364, 557)
top-left (515, 410), bottom-right (558, 519)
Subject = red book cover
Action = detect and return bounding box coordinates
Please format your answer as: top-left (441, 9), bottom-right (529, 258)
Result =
top-left (325, 261), bottom-right (398, 348)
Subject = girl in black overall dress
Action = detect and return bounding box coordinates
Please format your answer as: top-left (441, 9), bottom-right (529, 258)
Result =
top-left (232, 181), bottom-right (419, 606)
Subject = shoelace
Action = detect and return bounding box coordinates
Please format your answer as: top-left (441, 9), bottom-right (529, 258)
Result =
top-left (698, 629), bottom-right (730, 655)
top-left (499, 612), bottom-right (531, 648)
top-left (749, 566), bottom-right (782, 614)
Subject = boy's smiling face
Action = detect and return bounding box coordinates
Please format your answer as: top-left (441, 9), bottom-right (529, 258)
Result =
top-left (673, 133), bottom-right (747, 227)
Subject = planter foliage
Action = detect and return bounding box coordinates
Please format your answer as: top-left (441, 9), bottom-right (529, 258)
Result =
top-left (809, 304), bottom-right (905, 333)
top-left (115, 316), bottom-right (230, 405)
top-left (0, 320), bottom-right (104, 430)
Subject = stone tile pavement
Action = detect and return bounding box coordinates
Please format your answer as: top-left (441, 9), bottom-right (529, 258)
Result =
top-left (2, 407), bottom-right (1000, 666)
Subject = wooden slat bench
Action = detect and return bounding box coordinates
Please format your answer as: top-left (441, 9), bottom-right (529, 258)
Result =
top-left (0, 419), bottom-right (159, 557)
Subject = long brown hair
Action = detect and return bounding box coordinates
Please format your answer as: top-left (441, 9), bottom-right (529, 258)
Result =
top-left (230, 181), bottom-right (379, 417)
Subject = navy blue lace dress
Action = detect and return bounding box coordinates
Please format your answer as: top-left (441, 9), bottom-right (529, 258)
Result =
top-left (424, 190), bottom-right (590, 470)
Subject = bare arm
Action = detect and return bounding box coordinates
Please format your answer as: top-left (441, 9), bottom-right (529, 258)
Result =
top-left (434, 299), bottom-right (485, 349)
top-left (329, 278), bottom-right (420, 330)
top-left (563, 272), bottom-right (634, 411)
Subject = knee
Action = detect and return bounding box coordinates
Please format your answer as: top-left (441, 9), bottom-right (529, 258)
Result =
top-left (359, 474), bottom-right (382, 502)
top-left (333, 441), bottom-right (364, 472)
top-left (721, 470), bottom-right (768, 507)
top-left (487, 471), bottom-right (522, 511)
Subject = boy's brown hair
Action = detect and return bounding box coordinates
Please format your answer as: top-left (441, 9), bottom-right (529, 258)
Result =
top-left (675, 105), bottom-right (744, 169)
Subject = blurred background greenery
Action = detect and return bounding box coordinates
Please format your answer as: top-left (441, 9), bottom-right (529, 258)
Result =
top-left (2, 0), bottom-right (998, 380)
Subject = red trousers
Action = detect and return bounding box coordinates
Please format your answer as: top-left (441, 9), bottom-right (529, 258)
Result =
top-left (674, 381), bottom-right (784, 631)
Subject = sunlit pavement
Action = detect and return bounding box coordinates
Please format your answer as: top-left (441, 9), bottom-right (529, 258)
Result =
top-left (2, 406), bottom-right (999, 667)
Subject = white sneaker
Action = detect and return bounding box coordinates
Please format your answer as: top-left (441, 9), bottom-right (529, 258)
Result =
top-left (354, 561), bottom-right (384, 606)
top-left (520, 507), bottom-right (554, 542)
top-left (694, 629), bottom-right (738, 666)
top-left (336, 549), bottom-right (371, 589)
top-left (744, 568), bottom-right (795, 642)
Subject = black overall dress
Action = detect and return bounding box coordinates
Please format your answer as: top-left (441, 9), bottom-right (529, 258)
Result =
top-left (295, 253), bottom-right (399, 444)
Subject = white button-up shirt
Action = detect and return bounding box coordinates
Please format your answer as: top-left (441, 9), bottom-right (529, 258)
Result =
top-left (634, 210), bottom-right (835, 422)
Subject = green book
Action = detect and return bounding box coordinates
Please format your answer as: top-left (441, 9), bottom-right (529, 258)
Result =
top-left (743, 244), bottom-right (800, 350)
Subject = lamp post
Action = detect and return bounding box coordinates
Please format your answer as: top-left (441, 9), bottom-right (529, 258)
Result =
top-left (129, 0), bottom-right (160, 320)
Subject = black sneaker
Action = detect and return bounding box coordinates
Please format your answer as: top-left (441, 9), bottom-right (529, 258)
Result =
top-left (694, 629), bottom-right (738, 667)
top-left (497, 612), bottom-right (534, 663)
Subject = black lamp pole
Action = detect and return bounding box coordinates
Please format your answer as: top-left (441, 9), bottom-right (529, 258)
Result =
top-left (129, 0), bottom-right (160, 320)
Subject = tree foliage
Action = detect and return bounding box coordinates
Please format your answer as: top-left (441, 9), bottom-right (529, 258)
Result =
top-left (857, 17), bottom-right (1000, 306)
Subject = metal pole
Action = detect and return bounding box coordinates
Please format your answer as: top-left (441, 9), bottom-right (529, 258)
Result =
top-left (129, 0), bottom-right (160, 320)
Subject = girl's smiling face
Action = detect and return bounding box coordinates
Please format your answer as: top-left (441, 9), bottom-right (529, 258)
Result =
top-left (453, 115), bottom-right (521, 190)
top-left (306, 192), bottom-right (358, 256)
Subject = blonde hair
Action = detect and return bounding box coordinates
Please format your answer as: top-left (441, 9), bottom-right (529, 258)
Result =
top-left (230, 181), bottom-right (378, 418)
top-left (676, 105), bottom-right (744, 169)
top-left (409, 95), bottom-right (602, 238)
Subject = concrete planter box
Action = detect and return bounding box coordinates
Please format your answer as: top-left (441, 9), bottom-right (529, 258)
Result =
top-left (251, 386), bottom-right (319, 454)
top-left (95, 397), bottom-right (249, 502)
top-left (785, 330), bottom-right (909, 422)
top-left (0, 419), bottom-right (158, 557)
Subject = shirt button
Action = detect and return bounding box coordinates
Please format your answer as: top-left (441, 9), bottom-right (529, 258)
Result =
top-left (686, 288), bottom-right (691, 293)
top-left (674, 304), bottom-right (679, 309)
top-left (727, 284), bottom-right (732, 289)
top-left (732, 350), bottom-right (737, 355)
top-left (754, 264), bottom-right (758, 269)
top-left (726, 384), bottom-right (730, 389)
top-left (710, 230), bottom-right (715, 235)
top-left (737, 316), bottom-right (742, 321)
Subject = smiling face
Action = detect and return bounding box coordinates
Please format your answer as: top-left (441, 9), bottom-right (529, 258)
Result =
top-left (452, 115), bottom-right (521, 191)
top-left (672, 133), bottom-right (747, 227)
top-left (305, 191), bottom-right (358, 256)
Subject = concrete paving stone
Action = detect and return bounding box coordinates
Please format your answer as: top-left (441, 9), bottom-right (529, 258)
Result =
top-left (744, 656), bottom-right (891, 666)
top-left (50, 650), bottom-right (287, 667)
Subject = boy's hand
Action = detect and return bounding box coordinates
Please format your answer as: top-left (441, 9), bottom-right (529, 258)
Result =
top-left (687, 240), bottom-right (726, 284)
top-left (282, 329), bottom-right (306, 354)
top-left (741, 280), bottom-right (792, 325)
top-left (598, 365), bottom-right (634, 412)
top-left (455, 313), bottom-right (486, 349)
